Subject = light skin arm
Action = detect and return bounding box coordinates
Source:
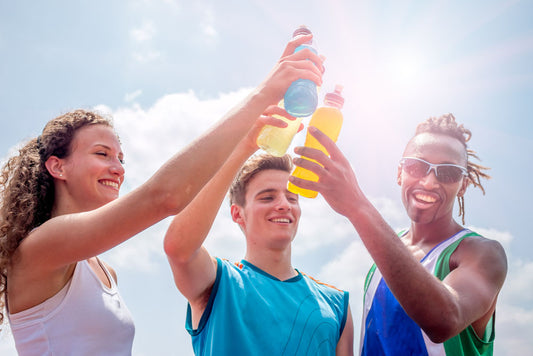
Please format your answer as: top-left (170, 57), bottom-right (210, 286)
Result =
top-left (290, 127), bottom-right (507, 342)
top-left (164, 105), bottom-right (291, 328)
top-left (336, 305), bottom-right (354, 356)
top-left (15, 35), bottom-right (324, 273)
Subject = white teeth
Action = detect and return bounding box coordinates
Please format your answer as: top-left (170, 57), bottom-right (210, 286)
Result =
top-left (101, 180), bottom-right (119, 189)
top-left (415, 193), bottom-right (436, 203)
top-left (271, 218), bottom-right (290, 223)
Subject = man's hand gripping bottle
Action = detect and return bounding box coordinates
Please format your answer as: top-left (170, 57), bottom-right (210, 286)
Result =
top-left (287, 85), bottom-right (344, 198)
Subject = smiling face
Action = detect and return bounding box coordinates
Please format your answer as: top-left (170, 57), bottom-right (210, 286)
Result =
top-left (58, 124), bottom-right (125, 212)
top-left (231, 169), bottom-right (301, 250)
top-left (398, 132), bottom-right (468, 226)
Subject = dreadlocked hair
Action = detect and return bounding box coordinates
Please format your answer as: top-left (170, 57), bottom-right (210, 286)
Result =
top-left (0, 109), bottom-right (113, 326)
top-left (414, 113), bottom-right (490, 225)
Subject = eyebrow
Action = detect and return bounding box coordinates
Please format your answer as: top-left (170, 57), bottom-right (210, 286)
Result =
top-left (255, 188), bottom-right (277, 197)
top-left (93, 144), bottom-right (124, 158)
top-left (255, 188), bottom-right (298, 198)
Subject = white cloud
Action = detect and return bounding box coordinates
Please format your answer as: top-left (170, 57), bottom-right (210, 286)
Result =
top-left (132, 50), bottom-right (162, 63)
top-left (102, 219), bottom-right (170, 272)
top-left (369, 196), bottom-right (409, 230)
top-left (94, 87), bottom-right (252, 271)
top-left (467, 225), bottom-right (514, 250)
top-left (494, 258), bottom-right (533, 355)
top-left (199, 5), bottom-right (217, 40)
top-left (202, 24), bottom-right (217, 38)
top-left (293, 197), bottom-right (354, 254)
top-left (499, 258), bottom-right (533, 306)
top-left (130, 21), bottom-right (157, 43)
top-left (124, 89), bottom-right (143, 103)
top-left (494, 302), bottom-right (533, 355)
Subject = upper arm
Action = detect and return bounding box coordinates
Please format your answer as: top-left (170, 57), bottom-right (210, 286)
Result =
top-left (441, 238), bottom-right (507, 335)
top-left (16, 187), bottom-right (168, 274)
top-left (167, 248), bottom-right (218, 328)
top-left (167, 247), bottom-right (217, 303)
top-left (336, 304), bottom-right (354, 356)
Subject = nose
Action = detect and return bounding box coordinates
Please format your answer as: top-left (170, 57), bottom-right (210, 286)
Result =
top-left (276, 195), bottom-right (292, 211)
top-left (110, 157), bottom-right (125, 178)
top-left (419, 168), bottom-right (439, 187)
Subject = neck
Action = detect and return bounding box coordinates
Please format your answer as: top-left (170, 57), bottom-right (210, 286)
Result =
top-left (409, 217), bottom-right (464, 247)
top-left (244, 245), bottom-right (296, 281)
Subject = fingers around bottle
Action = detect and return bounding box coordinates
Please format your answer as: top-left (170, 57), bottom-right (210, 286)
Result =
top-left (288, 175), bottom-right (319, 191)
top-left (307, 127), bottom-right (339, 156)
top-left (292, 155), bottom-right (327, 175)
top-left (285, 47), bottom-right (325, 73)
top-left (263, 105), bottom-right (296, 120)
top-left (260, 115), bottom-right (288, 128)
top-left (281, 34), bottom-right (314, 57)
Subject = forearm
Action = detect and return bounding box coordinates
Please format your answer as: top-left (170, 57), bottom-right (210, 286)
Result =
top-left (346, 198), bottom-right (460, 336)
top-left (148, 89), bottom-right (274, 216)
top-left (164, 140), bottom-right (256, 262)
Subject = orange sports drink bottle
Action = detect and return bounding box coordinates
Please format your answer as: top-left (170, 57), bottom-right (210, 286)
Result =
top-left (287, 84), bottom-right (344, 198)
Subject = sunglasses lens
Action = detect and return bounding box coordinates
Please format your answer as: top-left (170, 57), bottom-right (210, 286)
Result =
top-left (435, 166), bottom-right (464, 183)
top-left (402, 159), bottom-right (429, 178)
top-left (402, 158), bottom-right (465, 183)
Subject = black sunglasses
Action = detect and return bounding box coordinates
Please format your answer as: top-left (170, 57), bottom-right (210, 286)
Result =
top-left (399, 157), bottom-right (467, 184)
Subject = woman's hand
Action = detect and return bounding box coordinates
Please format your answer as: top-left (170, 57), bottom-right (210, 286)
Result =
top-left (257, 34), bottom-right (325, 105)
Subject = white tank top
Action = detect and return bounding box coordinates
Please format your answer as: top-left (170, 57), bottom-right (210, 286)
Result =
top-left (8, 259), bottom-right (135, 356)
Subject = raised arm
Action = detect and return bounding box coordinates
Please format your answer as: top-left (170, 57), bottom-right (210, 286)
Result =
top-left (290, 127), bottom-right (507, 342)
top-left (164, 105), bottom-right (290, 327)
top-left (17, 35), bottom-right (324, 271)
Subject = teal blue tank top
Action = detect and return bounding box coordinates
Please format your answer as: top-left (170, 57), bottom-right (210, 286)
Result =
top-left (186, 258), bottom-right (349, 355)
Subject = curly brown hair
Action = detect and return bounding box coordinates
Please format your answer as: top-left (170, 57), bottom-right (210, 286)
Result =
top-left (413, 113), bottom-right (490, 225)
top-left (0, 109), bottom-right (113, 325)
top-left (229, 154), bottom-right (293, 207)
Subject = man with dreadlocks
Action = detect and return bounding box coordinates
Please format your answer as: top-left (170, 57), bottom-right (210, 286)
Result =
top-left (289, 113), bottom-right (507, 356)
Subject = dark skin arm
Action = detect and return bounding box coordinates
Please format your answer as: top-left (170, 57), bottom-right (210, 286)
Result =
top-left (290, 127), bottom-right (507, 342)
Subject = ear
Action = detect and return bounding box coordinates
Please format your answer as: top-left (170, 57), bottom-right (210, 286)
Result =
top-left (396, 165), bottom-right (403, 186)
top-left (457, 177), bottom-right (469, 197)
top-left (230, 204), bottom-right (245, 225)
top-left (45, 156), bottom-right (65, 180)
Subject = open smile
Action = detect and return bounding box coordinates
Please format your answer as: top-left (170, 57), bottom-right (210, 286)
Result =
top-left (414, 192), bottom-right (437, 203)
top-left (100, 179), bottom-right (120, 190)
top-left (269, 217), bottom-right (292, 224)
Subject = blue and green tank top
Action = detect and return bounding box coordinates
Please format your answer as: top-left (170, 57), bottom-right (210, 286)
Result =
top-left (360, 229), bottom-right (495, 356)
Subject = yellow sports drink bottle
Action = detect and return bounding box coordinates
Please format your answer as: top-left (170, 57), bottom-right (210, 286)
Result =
top-left (256, 109), bottom-right (304, 157)
top-left (287, 85), bottom-right (344, 198)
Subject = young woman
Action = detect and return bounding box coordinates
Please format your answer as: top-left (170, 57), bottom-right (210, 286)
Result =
top-left (0, 33), bottom-right (324, 355)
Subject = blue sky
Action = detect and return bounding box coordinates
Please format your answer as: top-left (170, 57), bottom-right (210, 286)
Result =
top-left (1, 0), bottom-right (532, 354)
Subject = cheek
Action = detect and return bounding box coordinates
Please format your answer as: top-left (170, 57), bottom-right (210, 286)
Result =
top-left (292, 205), bottom-right (302, 220)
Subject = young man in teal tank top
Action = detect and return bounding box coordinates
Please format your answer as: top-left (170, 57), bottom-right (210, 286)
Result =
top-left (164, 139), bottom-right (354, 355)
top-left (163, 45), bottom-right (354, 354)
top-left (289, 114), bottom-right (507, 355)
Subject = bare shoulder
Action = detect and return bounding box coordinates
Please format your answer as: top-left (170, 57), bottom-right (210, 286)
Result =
top-left (452, 233), bottom-right (508, 278)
